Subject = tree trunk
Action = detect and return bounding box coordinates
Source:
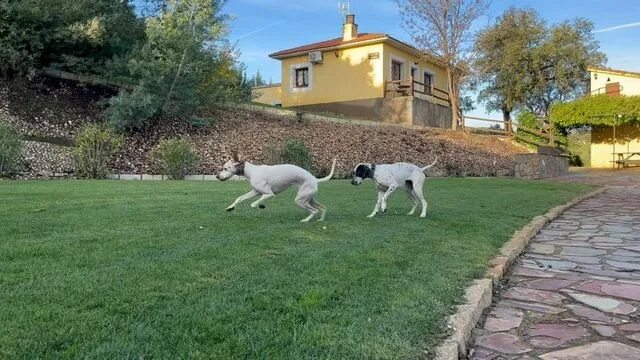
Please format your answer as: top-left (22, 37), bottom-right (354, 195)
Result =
top-left (503, 109), bottom-right (512, 136)
top-left (446, 66), bottom-right (458, 130)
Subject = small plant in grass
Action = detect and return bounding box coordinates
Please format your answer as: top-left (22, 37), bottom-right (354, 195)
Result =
top-left (264, 138), bottom-right (314, 171)
top-left (73, 125), bottom-right (123, 179)
top-left (150, 138), bottom-right (199, 180)
top-left (0, 123), bottom-right (23, 177)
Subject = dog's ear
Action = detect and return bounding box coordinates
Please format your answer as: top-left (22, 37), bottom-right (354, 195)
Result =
top-left (230, 149), bottom-right (239, 162)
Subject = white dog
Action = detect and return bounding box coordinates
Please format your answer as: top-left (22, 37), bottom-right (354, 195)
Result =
top-left (216, 152), bottom-right (337, 222)
top-left (351, 157), bottom-right (437, 218)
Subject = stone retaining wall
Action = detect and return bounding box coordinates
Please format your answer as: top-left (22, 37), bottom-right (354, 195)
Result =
top-left (515, 154), bottom-right (569, 180)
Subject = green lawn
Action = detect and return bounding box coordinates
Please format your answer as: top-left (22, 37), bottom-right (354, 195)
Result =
top-left (0, 179), bottom-right (591, 359)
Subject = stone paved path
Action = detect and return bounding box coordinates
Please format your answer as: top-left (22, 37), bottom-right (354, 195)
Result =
top-left (470, 185), bottom-right (640, 359)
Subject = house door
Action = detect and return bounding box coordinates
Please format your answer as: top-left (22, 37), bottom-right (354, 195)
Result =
top-left (606, 82), bottom-right (621, 96)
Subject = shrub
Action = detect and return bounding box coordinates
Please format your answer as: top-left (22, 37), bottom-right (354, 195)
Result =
top-left (73, 125), bottom-right (122, 179)
top-left (104, 86), bottom-right (160, 131)
top-left (0, 123), bottom-right (23, 177)
top-left (150, 138), bottom-right (199, 180)
top-left (264, 139), bottom-right (314, 171)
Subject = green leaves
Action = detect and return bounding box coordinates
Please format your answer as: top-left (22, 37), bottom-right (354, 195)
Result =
top-left (149, 138), bottom-right (200, 180)
top-left (105, 0), bottom-right (249, 130)
top-left (550, 95), bottom-right (640, 127)
top-left (73, 124), bottom-right (123, 179)
top-left (0, 123), bottom-right (23, 177)
top-left (474, 7), bottom-right (606, 117)
top-left (0, 0), bottom-right (144, 76)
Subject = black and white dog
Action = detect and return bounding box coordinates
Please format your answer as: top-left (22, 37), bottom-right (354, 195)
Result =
top-left (351, 158), bottom-right (437, 218)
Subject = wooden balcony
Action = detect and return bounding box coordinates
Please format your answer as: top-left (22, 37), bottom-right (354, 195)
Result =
top-left (384, 77), bottom-right (451, 106)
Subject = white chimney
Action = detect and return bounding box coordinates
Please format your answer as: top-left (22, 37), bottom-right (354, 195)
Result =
top-left (342, 14), bottom-right (358, 41)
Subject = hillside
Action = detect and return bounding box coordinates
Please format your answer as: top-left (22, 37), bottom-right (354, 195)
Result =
top-left (1, 78), bottom-right (525, 177)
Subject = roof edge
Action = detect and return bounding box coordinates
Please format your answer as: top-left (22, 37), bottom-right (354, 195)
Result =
top-left (588, 66), bottom-right (640, 79)
top-left (269, 37), bottom-right (389, 60)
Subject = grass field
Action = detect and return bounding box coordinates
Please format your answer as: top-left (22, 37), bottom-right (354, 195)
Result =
top-left (0, 179), bottom-right (591, 359)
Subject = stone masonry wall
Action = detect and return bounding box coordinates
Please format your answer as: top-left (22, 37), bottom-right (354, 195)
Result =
top-left (515, 154), bottom-right (569, 180)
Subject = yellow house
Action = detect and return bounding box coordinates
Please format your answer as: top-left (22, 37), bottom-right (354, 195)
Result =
top-left (588, 67), bottom-right (640, 168)
top-left (252, 84), bottom-right (282, 106)
top-left (253, 14), bottom-right (452, 127)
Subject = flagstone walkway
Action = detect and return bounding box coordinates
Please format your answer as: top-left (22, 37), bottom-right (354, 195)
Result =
top-left (470, 180), bottom-right (640, 359)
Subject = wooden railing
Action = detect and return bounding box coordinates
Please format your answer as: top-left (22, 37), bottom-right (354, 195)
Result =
top-left (384, 77), bottom-right (450, 104)
top-left (462, 115), bottom-right (513, 136)
top-left (590, 84), bottom-right (623, 96)
top-left (462, 115), bottom-right (566, 149)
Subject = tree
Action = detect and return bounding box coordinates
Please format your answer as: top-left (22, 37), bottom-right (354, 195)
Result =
top-left (248, 69), bottom-right (266, 87)
top-left (105, 0), bottom-right (249, 130)
top-left (474, 8), bottom-right (545, 123)
top-left (474, 8), bottom-right (606, 123)
top-left (527, 18), bottom-right (606, 117)
top-left (0, 0), bottom-right (145, 77)
top-left (396, 0), bottom-right (490, 130)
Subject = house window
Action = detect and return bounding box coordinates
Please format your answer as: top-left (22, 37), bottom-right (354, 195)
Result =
top-left (295, 67), bottom-right (309, 88)
top-left (392, 60), bottom-right (403, 81)
top-left (423, 72), bottom-right (433, 94)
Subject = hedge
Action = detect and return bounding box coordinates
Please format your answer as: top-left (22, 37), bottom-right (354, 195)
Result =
top-left (550, 94), bottom-right (640, 127)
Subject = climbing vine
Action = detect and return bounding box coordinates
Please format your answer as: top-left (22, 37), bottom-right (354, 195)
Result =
top-left (550, 94), bottom-right (640, 127)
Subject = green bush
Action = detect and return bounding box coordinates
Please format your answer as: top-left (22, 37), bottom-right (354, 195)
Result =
top-left (73, 125), bottom-right (122, 179)
top-left (0, 123), bottom-right (23, 177)
top-left (264, 139), bottom-right (314, 171)
top-left (150, 138), bottom-right (199, 180)
top-left (104, 86), bottom-right (161, 131)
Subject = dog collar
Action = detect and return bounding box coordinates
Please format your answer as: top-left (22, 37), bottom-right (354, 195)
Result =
top-left (236, 162), bottom-right (245, 176)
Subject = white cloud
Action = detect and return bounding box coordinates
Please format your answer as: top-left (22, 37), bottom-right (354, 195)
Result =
top-left (595, 22), bottom-right (640, 33)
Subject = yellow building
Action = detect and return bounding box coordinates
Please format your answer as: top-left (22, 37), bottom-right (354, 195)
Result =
top-left (252, 84), bottom-right (282, 106)
top-left (252, 14), bottom-right (452, 127)
top-left (588, 67), bottom-right (640, 168)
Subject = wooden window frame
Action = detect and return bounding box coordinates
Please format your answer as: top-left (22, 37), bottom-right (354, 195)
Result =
top-left (391, 60), bottom-right (403, 81)
top-left (423, 71), bottom-right (434, 94)
top-left (295, 67), bottom-right (309, 88)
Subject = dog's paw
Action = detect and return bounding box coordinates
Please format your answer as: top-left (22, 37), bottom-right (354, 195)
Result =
top-left (366, 214), bottom-right (376, 218)
top-left (419, 214), bottom-right (427, 218)
top-left (258, 204), bottom-right (266, 209)
top-left (226, 206), bottom-right (235, 212)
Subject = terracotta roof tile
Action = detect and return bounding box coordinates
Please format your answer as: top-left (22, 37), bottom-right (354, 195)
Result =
top-left (269, 33), bottom-right (387, 58)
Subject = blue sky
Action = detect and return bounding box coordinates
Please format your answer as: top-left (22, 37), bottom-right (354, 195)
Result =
top-left (223, 0), bottom-right (640, 117)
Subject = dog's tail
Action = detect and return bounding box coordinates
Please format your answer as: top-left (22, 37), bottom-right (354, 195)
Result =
top-left (317, 158), bottom-right (337, 183)
top-left (421, 156), bottom-right (438, 172)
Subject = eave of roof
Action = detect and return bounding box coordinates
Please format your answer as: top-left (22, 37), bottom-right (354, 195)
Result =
top-left (588, 66), bottom-right (640, 79)
top-left (269, 33), bottom-right (387, 59)
top-left (269, 33), bottom-right (448, 69)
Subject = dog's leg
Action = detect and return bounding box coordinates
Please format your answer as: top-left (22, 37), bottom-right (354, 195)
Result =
top-left (404, 182), bottom-right (419, 215)
top-left (413, 179), bottom-right (428, 218)
top-left (310, 198), bottom-right (327, 221)
top-left (379, 183), bottom-right (398, 214)
top-left (296, 198), bottom-right (318, 222)
top-left (367, 191), bottom-right (384, 218)
top-left (250, 193), bottom-right (274, 208)
top-left (226, 189), bottom-right (260, 211)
